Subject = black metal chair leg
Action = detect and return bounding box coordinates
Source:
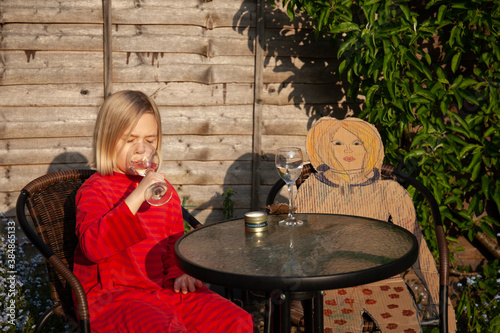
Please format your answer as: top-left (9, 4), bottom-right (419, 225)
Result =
top-left (302, 298), bottom-right (313, 332)
top-left (281, 292), bottom-right (291, 333)
top-left (314, 291), bottom-right (324, 332)
top-left (265, 291), bottom-right (281, 333)
top-left (224, 287), bottom-right (234, 302)
top-left (34, 303), bottom-right (59, 333)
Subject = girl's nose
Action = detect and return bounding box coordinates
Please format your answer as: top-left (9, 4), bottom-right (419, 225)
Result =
top-left (136, 142), bottom-right (147, 154)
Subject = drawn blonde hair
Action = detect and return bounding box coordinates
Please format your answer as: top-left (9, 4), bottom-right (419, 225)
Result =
top-left (92, 90), bottom-right (162, 176)
top-left (306, 117), bottom-right (384, 180)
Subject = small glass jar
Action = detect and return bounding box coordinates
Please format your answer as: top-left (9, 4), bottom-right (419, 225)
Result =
top-left (244, 211), bottom-right (268, 233)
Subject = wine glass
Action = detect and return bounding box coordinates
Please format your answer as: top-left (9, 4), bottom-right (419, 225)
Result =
top-left (275, 147), bottom-right (304, 225)
top-left (126, 142), bottom-right (173, 206)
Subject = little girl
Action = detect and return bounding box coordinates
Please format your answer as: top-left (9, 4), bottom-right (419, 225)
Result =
top-left (73, 90), bottom-right (253, 332)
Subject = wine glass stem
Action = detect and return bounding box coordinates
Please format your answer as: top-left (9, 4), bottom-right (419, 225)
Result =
top-left (287, 183), bottom-right (295, 221)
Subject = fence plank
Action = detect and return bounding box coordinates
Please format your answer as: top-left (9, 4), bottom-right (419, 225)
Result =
top-left (0, 83), bottom-right (255, 106)
top-left (1, 50), bottom-right (339, 85)
top-left (1, 24), bottom-right (254, 56)
top-left (0, 135), bottom-right (252, 165)
top-left (0, 0), bottom-right (255, 27)
top-left (0, 105), bottom-right (253, 138)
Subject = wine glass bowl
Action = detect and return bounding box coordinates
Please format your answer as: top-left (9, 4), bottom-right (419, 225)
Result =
top-left (126, 142), bottom-right (173, 206)
top-left (275, 147), bottom-right (304, 225)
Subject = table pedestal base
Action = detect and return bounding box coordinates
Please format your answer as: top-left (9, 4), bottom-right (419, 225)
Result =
top-left (264, 290), bottom-right (323, 333)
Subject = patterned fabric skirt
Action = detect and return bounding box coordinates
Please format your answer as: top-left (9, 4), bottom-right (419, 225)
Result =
top-left (323, 278), bottom-right (421, 333)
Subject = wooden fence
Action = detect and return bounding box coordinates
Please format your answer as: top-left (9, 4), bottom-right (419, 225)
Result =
top-left (0, 0), bottom-right (357, 223)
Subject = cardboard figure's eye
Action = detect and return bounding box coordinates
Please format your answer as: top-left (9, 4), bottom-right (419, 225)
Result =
top-left (332, 141), bottom-right (342, 145)
top-left (353, 141), bottom-right (363, 146)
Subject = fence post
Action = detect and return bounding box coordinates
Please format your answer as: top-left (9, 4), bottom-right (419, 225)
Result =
top-left (252, 0), bottom-right (265, 210)
top-left (102, 0), bottom-right (113, 98)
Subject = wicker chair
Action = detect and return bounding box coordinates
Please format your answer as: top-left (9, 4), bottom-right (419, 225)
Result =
top-left (16, 169), bottom-right (202, 333)
top-left (266, 163), bottom-right (450, 333)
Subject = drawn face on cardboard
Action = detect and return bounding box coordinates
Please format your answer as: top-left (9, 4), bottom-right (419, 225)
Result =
top-left (330, 127), bottom-right (366, 173)
top-left (307, 117), bottom-right (384, 183)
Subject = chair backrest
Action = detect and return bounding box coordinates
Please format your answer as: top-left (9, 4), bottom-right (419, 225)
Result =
top-left (17, 169), bottom-right (96, 321)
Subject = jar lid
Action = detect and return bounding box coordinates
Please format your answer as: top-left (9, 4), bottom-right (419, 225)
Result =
top-left (244, 211), bottom-right (267, 224)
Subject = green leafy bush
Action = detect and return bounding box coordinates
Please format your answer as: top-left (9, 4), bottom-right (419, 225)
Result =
top-left (222, 188), bottom-right (235, 220)
top-left (455, 260), bottom-right (500, 332)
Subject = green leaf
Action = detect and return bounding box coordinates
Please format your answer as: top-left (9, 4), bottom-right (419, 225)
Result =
top-left (480, 223), bottom-right (496, 239)
top-left (446, 133), bottom-right (468, 147)
top-left (337, 34), bottom-right (358, 58)
top-left (364, 0), bottom-right (382, 6)
top-left (467, 195), bottom-right (479, 215)
top-left (399, 4), bottom-right (411, 22)
top-left (405, 50), bottom-right (424, 72)
top-left (493, 182), bottom-right (500, 212)
top-left (436, 66), bottom-right (447, 81)
top-left (449, 26), bottom-right (457, 48)
top-left (339, 59), bottom-right (348, 75)
top-left (404, 148), bottom-right (427, 160)
top-left (458, 78), bottom-right (478, 89)
top-left (385, 80), bottom-right (396, 101)
top-left (451, 52), bottom-right (462, 73)
top-left (422, 64), bottom-right (433, 81)
top-left (451, 2), bottom-right (472, 9)
top-left (410, 96), bottom-right (432, 104)
top-left (450, 75), bottom-right (464, 89)
top-left (482, 175), bottom-right (492, 200)
top-left (366, 85), bottom-right (379, 107)
top-left (444, 154), bottom-right (463, 171)
top-left (440, 100), bottom-right (448, 114)
top-left (456, 88), bottom-right (480, 107)
top-left (484, 126), bottom-right (498, 137)
top-left (444, 194), bottom-right (461, 206)
top-left (415, 87), bottom-right (436, 101)
top-left (286, 2), bottom-right (296, 21)
top-left (460, 144), bottom-right (482, 159)
top-left (437, 5), bottom-right (447, 24)
top-left (329, 22), bottom-right (360, 34)
top-left (471, 161), bottom-right (482, 181)
top-left (449, 111), bottom-right (470, 131)
top-left (318, 7), bottom-right (332, 32)
top-left (383, 53), bottom-right (392, 78)
top-left (465, 151), bottom-right (483, 172)
top-left (390, 99), bottom-right (405, 111)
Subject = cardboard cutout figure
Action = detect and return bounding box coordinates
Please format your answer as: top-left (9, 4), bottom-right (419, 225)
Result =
top-left (296, 117), bottom-right (456, 332)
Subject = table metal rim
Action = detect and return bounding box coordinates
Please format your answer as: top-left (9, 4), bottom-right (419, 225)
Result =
top-left (174, 214), bottom-right (418, 292)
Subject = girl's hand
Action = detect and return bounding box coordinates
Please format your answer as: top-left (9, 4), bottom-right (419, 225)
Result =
top-left (125, 171), bottom-right (166, 214)
top-left (173, 274), bottom-right (204, 294)
top-left (136, 171), bottom-right (165, 196)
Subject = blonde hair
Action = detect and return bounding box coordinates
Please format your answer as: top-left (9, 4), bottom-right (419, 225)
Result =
top-left (92, 90), bottom-right (162, 175)
top-left (307, 117), bottom-right (384, 179)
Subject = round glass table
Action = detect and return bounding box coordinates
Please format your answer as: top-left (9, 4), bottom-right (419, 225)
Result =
top-left (175, 213), bottom-right (418, 332)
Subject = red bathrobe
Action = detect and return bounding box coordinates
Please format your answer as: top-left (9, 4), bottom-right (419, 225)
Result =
top-left (73, 172), bottom-right (252, 332)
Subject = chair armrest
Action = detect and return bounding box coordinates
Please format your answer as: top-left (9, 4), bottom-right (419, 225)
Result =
top-left (182, 207), bottom-right (203, 229)
top-left (382, 164), bottom-right (449, 332)
top-left (16, 190), bottom-right (90, 333)
top-left (47, 255), bottom-right (90, 332)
